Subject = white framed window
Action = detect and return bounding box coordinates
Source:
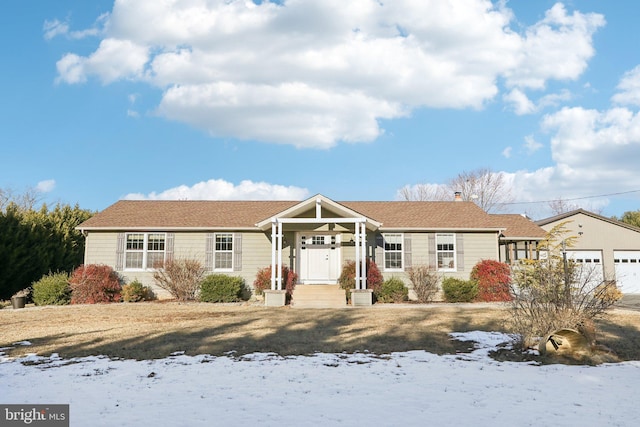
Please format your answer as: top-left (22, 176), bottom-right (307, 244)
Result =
top-left (125, 233), bottom-right (166, 270)
top-left (214, 233), bottom-right (233, 271)
top-left (383, 233), bottom-right (403, 270)
top-left (436, 233), bottom-right (456, 271)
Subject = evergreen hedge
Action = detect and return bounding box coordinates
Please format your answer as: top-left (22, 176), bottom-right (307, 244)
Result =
top-left (200, 274), bottom-right (244, 303)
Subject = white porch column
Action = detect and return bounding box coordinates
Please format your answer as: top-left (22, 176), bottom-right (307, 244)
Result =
top-left (271, 221), bottom-right (277, 290)
top-left (277, 220), bottom-right (283, 290)
top-left (354, 222), bottom-right (361, 290)
top-left (360, 221), bottom-right (367, 289)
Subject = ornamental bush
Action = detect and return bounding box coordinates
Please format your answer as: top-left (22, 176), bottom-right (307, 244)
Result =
top-left (253, 265), bottom-right (298, 297)
top-left (338, 259), bottom-right (384, 296)
top-left (407, 265), bottom-right (440, 303)
top-left (121, 280), bottom-right (154, 302)
top-left (152, 258), bottom-right (205, 301)
top-left (442, 277), bottom-right (478, 303)
top-left (200, 274), bottom-right (245, 303)
top-left (470, 260), bottom-right (512, 302)
top-left (69, 264), bottom-right (122, 304)
top-left (32, 272), bottom-right (71, 306)
top-left (377, 277), bottom-right (409, 303)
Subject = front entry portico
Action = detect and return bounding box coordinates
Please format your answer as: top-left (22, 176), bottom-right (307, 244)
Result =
top-left (256, 195), bottom-right (381, 301)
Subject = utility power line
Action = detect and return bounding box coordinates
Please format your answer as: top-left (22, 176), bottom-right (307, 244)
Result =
top-left (504, 189), bottom-right (640, 206)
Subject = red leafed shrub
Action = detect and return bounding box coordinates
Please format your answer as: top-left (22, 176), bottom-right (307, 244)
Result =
top-left (69, 264), bottom-right (122, 304)
top-left (338, 259), bottom-right (384, 295)
top-left (470, 260), bottom-right (512, 302)
top-left (253, 265), bottom-right (298, 297)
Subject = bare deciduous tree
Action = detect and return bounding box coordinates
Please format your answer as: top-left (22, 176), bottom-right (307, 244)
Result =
top-left (0, 186), bottom-right (41, 212)
top-left (547, 198), bottom-right (581, 216)
top-left (397, 183), bottom-right (448, 203)
top-left (398, 168), bottom-right (514, 213)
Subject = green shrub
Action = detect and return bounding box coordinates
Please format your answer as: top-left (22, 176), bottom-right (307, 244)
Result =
top-left (442, 277), bottom-right (478, 303)
top-left (32, 272), bottom-right (71, 306)
top-left (122, 280), bottom-right (154, 302)
top-left (200, 274), bottom-right (245, 303)
top-left (70, 264), bottom-right (122, 304)
top-left (376, 277), bottom-right (408, 303)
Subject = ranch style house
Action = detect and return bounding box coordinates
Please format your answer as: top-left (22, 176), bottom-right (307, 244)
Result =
top-left (77, 194), bottom-right (547, 306)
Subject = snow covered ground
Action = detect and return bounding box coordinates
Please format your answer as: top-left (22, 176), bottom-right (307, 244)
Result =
top-left (1, 332), bottom-right (639, 427)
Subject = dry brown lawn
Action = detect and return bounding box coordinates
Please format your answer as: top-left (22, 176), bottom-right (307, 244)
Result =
top-left (2, 302), bottom-right (640, 362)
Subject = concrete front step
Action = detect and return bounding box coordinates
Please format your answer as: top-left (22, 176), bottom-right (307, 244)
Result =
top-left (292, 284), bottom-right (347, 308)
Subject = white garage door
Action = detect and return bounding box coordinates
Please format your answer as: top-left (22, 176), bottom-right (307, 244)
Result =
top-left (614, 251), bottom-right (640, 294)
top-left (567, 250), bottom-right (604, 286)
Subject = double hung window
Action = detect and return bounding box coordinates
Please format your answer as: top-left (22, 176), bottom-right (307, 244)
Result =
top-left (125, 233), bottom-right (166, 269)
top-left (436, 233), bottom-right (456, 270)
top-left (383, 233), bottom-right (403, 270)
top-left (215, 233), bottom-right (234, 270)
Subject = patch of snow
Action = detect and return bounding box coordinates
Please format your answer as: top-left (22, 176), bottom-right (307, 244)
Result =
top-left (1, 332), bottom-right (639, 426)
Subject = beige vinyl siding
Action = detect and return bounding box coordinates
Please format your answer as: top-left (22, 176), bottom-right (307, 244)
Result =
top-left (84, 232), bottom-right (118, 266)
top-left (460, 232), bottom-right (499, 272)
top-left (540, 212), bottom-right (640, 284)
top-left (238, 231), bottom-right (277, 287)
top-left (173, 232), bottom-right (207, 265)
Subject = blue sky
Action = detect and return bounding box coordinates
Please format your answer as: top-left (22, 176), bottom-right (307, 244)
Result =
top-left (2, 0), bottom-right (640, 219)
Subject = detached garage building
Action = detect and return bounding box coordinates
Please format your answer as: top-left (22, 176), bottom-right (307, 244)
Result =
top-left (537, 209), bottom-right (640, 294)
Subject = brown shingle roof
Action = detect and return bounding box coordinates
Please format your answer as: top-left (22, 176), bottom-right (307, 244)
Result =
top-left (78, 200), bottom-right (297, 229)
top-left (341, 201), bottom-right (498, 229)
top-left (490, 214), bottom-right (547, 239)
top-left (78, 199), bottom-right (507, 231)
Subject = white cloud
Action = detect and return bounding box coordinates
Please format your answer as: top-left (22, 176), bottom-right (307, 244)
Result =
top-left (55, 54), bottom-right (87, 84)
top-left (523, 135), bottom-right (543, 154)
top-left (504, 89), bottom-right (572, 115)
top-left (612, 65), bottom-right (640, 107)
top-left (43, 14), bottom-right (108, 40)
top-left (503, 102), bottom-right (640, 215)
top-left (35, 179), bottom-right (56, 193)
top-left (124, 179), bottom-right (309, 201)
top-left (56, 38), bottom-right (148, 85)
top-left (504, 3), bottom-right (605, 89)
top-left (504, 89), bottom-right (536, 115)
top-left (502, 146), bottom-right (512, 158)
top-left (54, 0), bottom-right (604, 148)
top-left (43, 19), bottom-right (69, 40)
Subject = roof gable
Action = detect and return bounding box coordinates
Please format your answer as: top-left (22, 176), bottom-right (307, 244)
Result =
top-left (537, 209), bottom-right (640, 234)
top-left (255, 194), bottom-right (382, 229)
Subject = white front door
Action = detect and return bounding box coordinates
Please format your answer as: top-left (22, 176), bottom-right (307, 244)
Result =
top-left (298, 233), bottom-right (341, 284)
